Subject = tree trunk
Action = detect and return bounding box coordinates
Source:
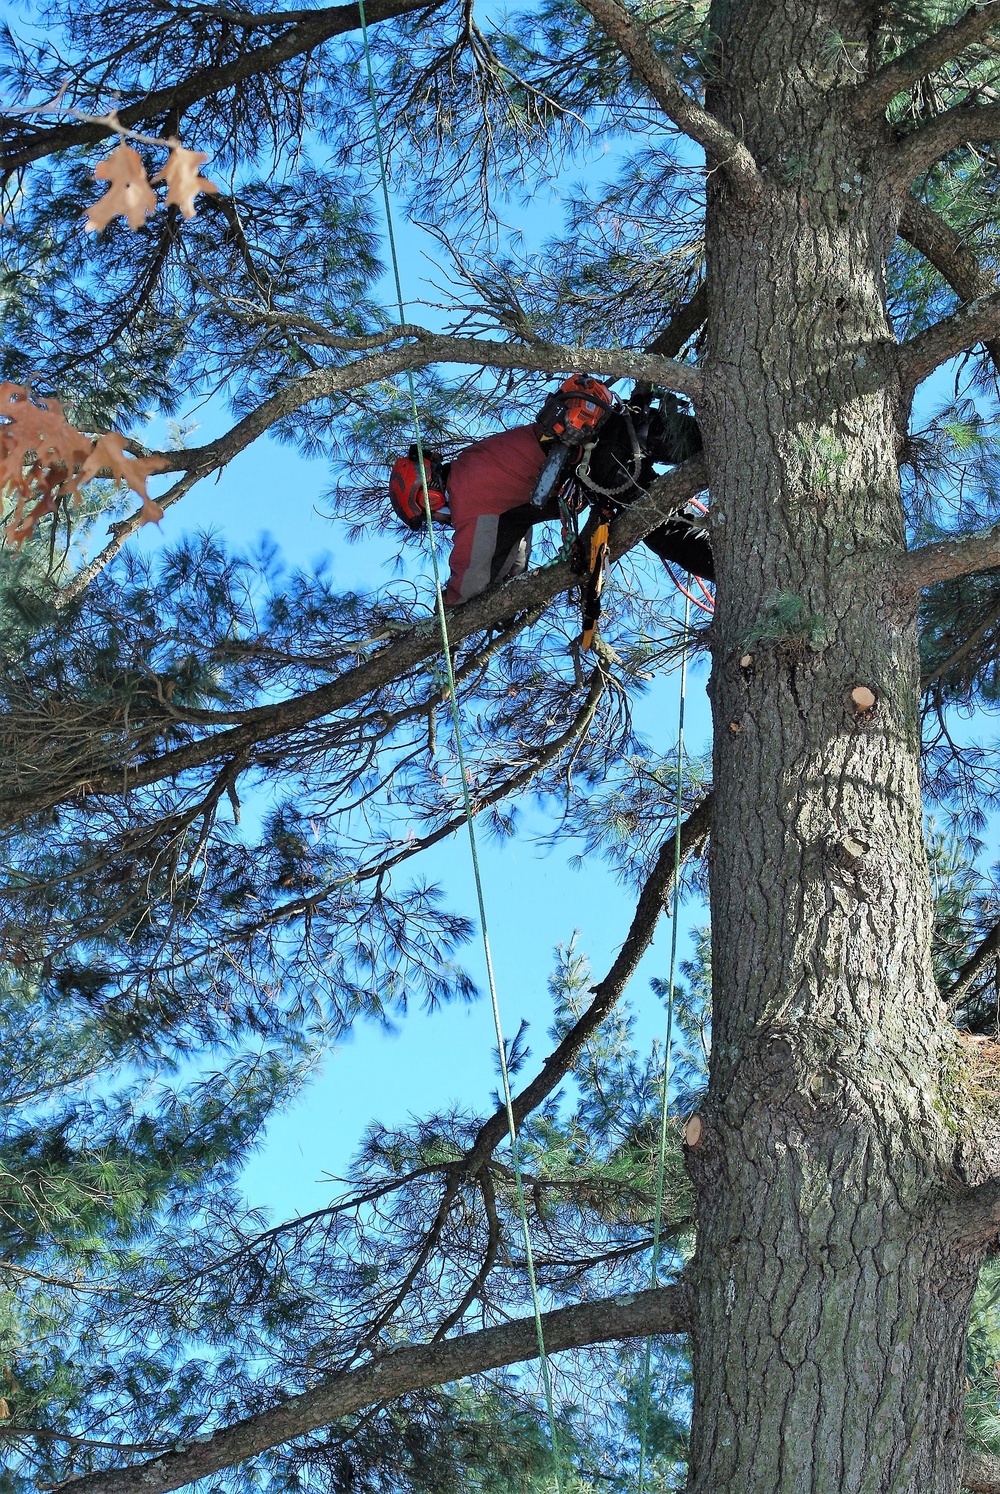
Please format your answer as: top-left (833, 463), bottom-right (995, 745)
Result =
top-left (687, 3), bottom-right (984, 1488)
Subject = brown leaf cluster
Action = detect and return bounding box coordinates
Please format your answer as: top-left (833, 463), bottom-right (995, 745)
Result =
top-left (0, 383), bottom-right (167, 546)
top-left (85, 139), bottom-right (218, 233)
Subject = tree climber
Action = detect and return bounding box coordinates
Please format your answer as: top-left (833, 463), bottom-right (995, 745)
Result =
top-left (388, 376), bottom-right (712, 606)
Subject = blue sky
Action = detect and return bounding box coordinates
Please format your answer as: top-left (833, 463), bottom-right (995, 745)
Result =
top-left (122, 198), bottom-right (713, 1224)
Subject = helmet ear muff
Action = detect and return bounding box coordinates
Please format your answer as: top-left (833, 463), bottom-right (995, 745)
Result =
top-left (389, 447), bottom-right (450, 529)
top-left (536, 374), bottom-right (617, 444)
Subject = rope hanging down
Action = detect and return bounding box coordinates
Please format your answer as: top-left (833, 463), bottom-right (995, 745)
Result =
top-left (356, 7), bottom-right (563, 1486)
top-left (635, 595), bottom-right (690, 1494)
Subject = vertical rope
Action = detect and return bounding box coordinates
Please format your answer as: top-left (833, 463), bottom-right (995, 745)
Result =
top-left (355, 12), bottom-right (562, 1485)
top-left (635, 593), bottom-right (690, 1494)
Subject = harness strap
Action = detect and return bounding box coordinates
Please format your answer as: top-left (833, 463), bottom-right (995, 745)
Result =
top-left (579, 509), bottom-right (613, 651)
top-left (575, 404), bottom-right (644, 498)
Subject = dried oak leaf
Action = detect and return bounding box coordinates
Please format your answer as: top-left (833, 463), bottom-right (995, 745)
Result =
top-left (152, 143), bottom-right (219, 219)
top-left (85, 143), bottom-right (157, 232)
top-left (75, 433), bottom-right (168, 523)
top-left (0, 383), bottom-right (168, 545)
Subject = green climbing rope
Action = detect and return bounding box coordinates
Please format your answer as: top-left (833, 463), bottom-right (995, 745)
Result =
top-left (355, 8), bottom-right (563, 1486)
top-left (635, 594), bottom-right (690, 1494)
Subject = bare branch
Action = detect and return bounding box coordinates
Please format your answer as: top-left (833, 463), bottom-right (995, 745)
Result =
top-left (8, 458), bottom-right (708, 825)
top-left (947, 1174), bottom-right (1000, 1250)
top-left (897, 288), bottom-right (1000, 395)
top-left (891, 101), bottom-right (1000, 183)
top-left (0, 0), bottom-right (435, 173)
top-left (465, 792), bottom-right (713, 1168)
top-left (857, 3), bottom-right (1000, 120)
top-left (56, 1284), bottom-right (691, 1494)
top-left (898, 195), bottom-right (1000, 377)
top-left (946, 917), bottom-right (1000, 1010)
top-left (571, 0), bottom-right (762, 197)
top-left (645, 282), bottom-right (707, 358)
top-left (897, 521), bottom-right (1000, 593)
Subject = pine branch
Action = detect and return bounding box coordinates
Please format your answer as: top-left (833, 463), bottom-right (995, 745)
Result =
top-left (3, 458), bottom-right (708, 826)
top-left (897, 288), bottom-right (1000, 394)
top-left (945, 917), bottom-right (1000, 1010)
top-left (891, 101), bottom-right (1000, 183)
top-left (0, 0), bottom-right (435, 174)
top-left (899, 195), bottom-right (1000, 377)
top-left (922, 595), bottom-right (1000, 691)
top-left (857, 3), bottom-right (1000, 120)
top-left (57, 330), bottom-right (701, 603)
top-left (897, 521), bottom-right (1000, 592)
top-left (244, 666), bottom-right (608, 933)
top-left (571, 0), bottom-right (762, 197)
top-left (53, 1284), bottom-right (691, 1494)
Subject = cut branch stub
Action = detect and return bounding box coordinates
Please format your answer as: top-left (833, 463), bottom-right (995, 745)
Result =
top-left (849, 684), bottom-right (877, 714)
top-left (684, 1114), bottom-right (704, 1149)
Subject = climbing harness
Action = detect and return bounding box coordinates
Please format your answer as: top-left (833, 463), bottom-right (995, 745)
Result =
top-left (574, 404), bottom-right (644, 499)
top-left (636, 594), bottom-right (691, 1494)
top-left (357, 5), bottom-right (563, 1486)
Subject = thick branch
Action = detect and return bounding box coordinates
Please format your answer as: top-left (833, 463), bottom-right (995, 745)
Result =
top-left (946, 917), bottom-right (1000, 1010)
top-left (0, 0), bottom-right (433, 173)
top-left (947, 1175), bottom-right (1000, 1250)
top-left (645, 282), bottom-right (707, 358)
top-left (898, 195), bottom-right (1000, 376)
top-left (466, 792), bottom-right (713, 1167)
top-left (897, 522), bottom-right (1000, 593)
top-left (897, 289), bottom-right (1000, 395)
top-left (966, 1449), bottom-right (1000, 1493)
top-left (59, 333), bottom-right (701, 603)
top-left (8, 459), bottom-right (707, 824)
top-left (57, 1284), bottom-right (690, 1494)
top-left (571, 0), bottom-right (761, 197)
top-left (858, 3), bottom-right (1000, 120)
top-left (892, 101), bottom-right (1000, 183)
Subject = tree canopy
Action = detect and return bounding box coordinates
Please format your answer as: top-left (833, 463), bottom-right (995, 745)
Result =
top-left (8, 0), bottom-right (1000, 1490)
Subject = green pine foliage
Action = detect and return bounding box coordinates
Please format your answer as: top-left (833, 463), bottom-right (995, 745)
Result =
top-left (7, 0), bottom-right (1000, 1486)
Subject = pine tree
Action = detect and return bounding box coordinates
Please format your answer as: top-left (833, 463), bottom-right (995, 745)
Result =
top-left (11, 0), bottom-right (1000, 1491)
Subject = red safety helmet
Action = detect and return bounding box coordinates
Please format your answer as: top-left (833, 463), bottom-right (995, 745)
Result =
top-left (536, 374), bottom-right (616, 445)
top-left (389, 446), bottom-right (450, 530)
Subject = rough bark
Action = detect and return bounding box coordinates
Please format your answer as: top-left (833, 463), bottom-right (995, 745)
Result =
top-left (965, 1448), bottom-right (1000, 1493)
top-left (686, 3), bottom-right (988, 1490)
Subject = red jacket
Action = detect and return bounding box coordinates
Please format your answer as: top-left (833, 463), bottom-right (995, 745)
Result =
top-left (445, 425), bottom-right (546, 604)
